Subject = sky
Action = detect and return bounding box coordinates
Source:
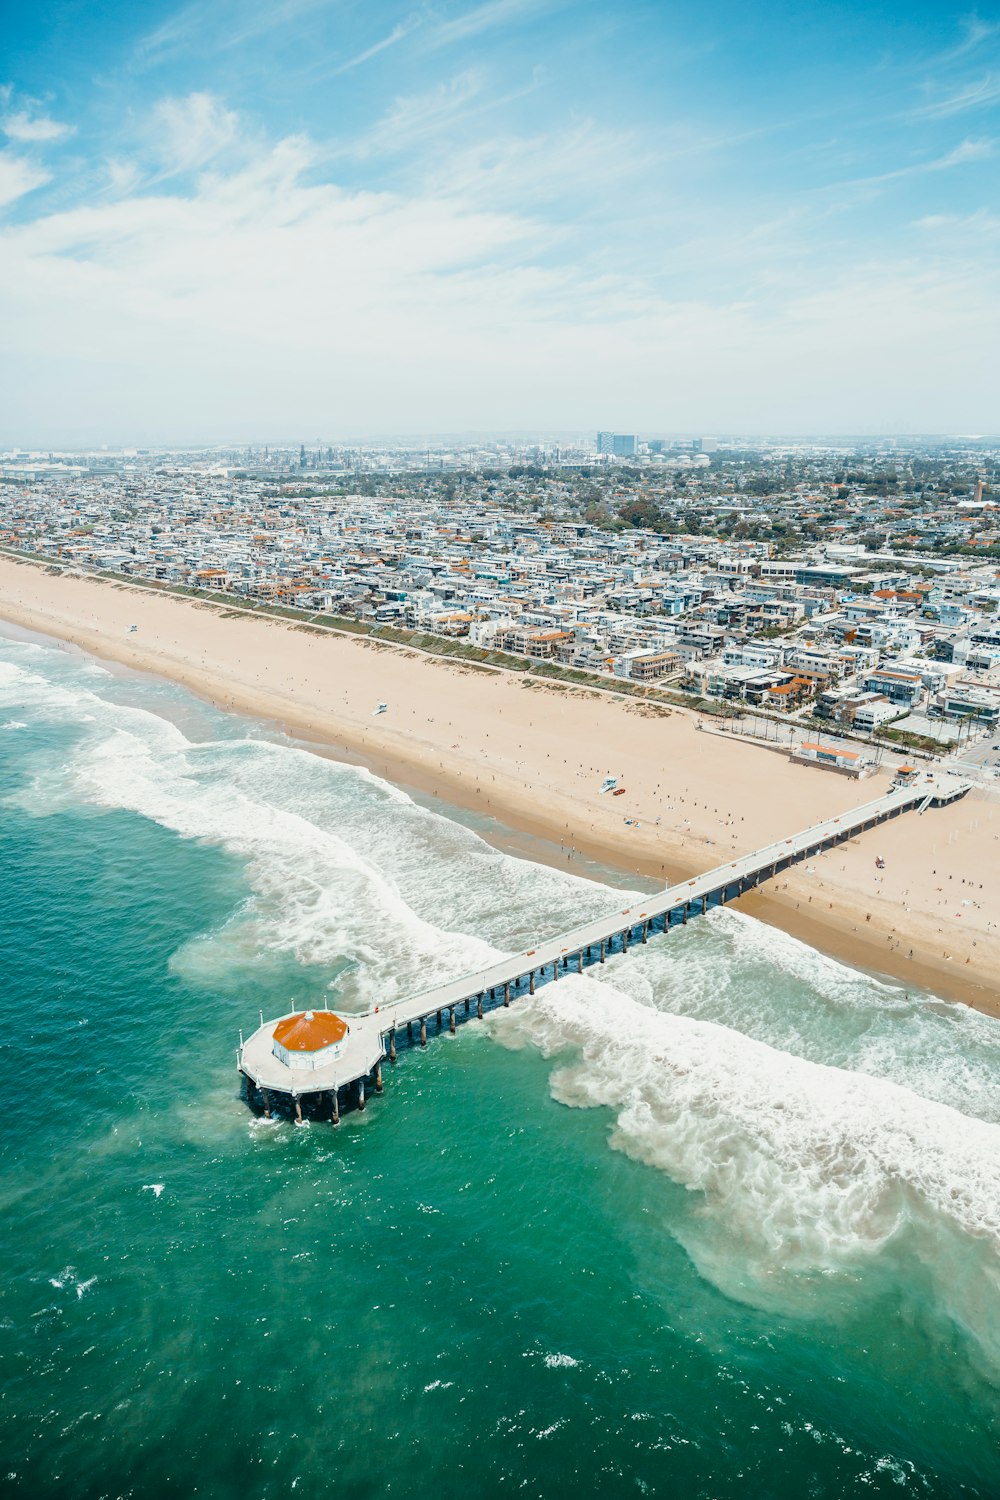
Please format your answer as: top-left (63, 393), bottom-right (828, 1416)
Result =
top-left (2, 0), bottom-right (999, 444)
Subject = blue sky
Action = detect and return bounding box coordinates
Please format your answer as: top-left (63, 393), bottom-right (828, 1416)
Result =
top-left (2, 0), bottom-right (999, 442)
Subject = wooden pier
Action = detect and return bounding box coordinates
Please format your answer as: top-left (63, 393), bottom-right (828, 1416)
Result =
top-left (238, 772), bottom-right (969, 1121)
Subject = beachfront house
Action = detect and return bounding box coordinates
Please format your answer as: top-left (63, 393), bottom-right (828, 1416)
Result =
top-left (613, 649), bottom-right (681, 682)
top-left (863, 668), bottom-right (925, 707)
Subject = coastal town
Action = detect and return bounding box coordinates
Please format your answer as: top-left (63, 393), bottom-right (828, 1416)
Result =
top-left (3, 434), bottom-right (999, 783)
top-left (9, 0), bottom-right (1000, 1491)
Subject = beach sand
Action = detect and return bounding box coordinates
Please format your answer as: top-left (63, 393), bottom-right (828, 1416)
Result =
top-left (2, 554), bottom-right (997, 1014)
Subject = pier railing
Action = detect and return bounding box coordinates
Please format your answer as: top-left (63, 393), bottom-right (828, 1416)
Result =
top-left (238, 773), bottom-right (969, 1118)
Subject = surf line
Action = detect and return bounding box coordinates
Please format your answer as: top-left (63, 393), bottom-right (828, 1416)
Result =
top-left (237, 772), bottom-right (969, 1125)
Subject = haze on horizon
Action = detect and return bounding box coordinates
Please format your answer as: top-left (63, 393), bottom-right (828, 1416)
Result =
top-left (2, 0), bottom-right (999, 447)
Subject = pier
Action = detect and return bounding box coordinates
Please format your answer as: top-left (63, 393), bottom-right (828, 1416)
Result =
top-left (238, 772), bottom-right (969, 1122)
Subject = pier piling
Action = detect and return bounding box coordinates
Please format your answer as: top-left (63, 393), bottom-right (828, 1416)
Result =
top-left (238, 778), bottom-right (969, 1124)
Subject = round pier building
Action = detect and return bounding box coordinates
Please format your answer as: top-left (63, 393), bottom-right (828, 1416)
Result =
top-left (272, 1010), bottom-right (348, 1068)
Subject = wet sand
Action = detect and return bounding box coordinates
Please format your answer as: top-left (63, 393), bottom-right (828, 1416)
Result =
top-left (2, 553), bottom-right (997, 1014)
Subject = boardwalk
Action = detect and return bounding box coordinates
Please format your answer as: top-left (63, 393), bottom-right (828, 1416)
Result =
top-left (238, 772), bottom-right (969, 1117)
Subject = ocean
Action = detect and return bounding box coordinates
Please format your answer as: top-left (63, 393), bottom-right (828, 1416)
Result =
top-left (1, 626), bottom-right (999, 1499)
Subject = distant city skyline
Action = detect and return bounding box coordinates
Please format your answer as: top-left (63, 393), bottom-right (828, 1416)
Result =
top-left (2, 0), bottom-right (1000, 443)
top-left (4, 430), bottom-right (999, 460)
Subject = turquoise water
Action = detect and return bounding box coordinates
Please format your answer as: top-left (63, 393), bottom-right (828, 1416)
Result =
top-left (1, 629), bottom-right (999, 1499)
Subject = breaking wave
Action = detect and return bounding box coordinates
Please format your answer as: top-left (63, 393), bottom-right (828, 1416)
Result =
top-left (0, 649), bottom-right (612, 1009)
top-left (6, 634), bottom-right (1000, 1378)
top-left (491, 977), bottom-right (1000, 1373)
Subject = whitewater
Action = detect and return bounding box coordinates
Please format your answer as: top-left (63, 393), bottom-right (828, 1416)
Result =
top-left (1, 627), bottom-right (998, 1498)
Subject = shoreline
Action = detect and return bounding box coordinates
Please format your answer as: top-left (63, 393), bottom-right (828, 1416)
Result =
top-left (276, 715), bottom-right (1000, 1012)
top-left (1, 553), bottom-right (997, 1016)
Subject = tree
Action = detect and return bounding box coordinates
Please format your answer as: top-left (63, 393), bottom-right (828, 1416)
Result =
top-left (621, 497), bottom-right (662, 529)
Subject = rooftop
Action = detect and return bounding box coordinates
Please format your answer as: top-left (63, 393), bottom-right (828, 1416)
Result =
top-left (273, 1010), bottom-right (348, 1053)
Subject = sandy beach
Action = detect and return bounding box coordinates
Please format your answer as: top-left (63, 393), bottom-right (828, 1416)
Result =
top-left (2, 553), bottom-right (998, 1014)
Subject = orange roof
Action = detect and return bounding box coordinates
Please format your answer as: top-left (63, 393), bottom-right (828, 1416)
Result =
top-left (801, 741), bottom-right (860, 760)
top-left (273, 1010), bottom-right (347, 1052)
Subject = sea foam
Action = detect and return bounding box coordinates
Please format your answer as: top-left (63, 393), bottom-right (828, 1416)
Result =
top-left (2, 656), bottom-right (502, 1006)
top-left (492, 977), bottom-right (1000, 1371)
top-left (7, 639), bottom-right (1000, 1374)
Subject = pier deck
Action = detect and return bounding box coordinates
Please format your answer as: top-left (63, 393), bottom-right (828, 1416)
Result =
top-left (238, 771), bottom-right (969, 1115)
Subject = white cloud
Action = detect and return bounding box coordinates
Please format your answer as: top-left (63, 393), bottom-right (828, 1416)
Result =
top-left (148, 92), bottom-right (242, 175)
top-left (0, 152), bottom-right (50, 207)
top-left (133, 0), bottom-right (207, 65)
top-left (134, 0), bottom-right (551, 65)
top-left (134, 0), bottom-right (367, 66)
top-left (0, 99), bottom-right (998, 440)
top-left (426, 0), bottom-right (557, 50)
top-left (352, 69), bottom-right (546, 164)
top-left (355, 71), bottom-right (486, 156)
top-left (913, 74), bottom-right (1000, 118)
top-left (2, 109), bottom-right (74, 143)
top-left (838, 135), bottom-right (996, 190)
top-left (938, 13), bottom-right (1000, 62)
top-left (423, 116), bottom-right (705, 232)
top-left (105, 158), bottom-right (144, 196)
top-left (928, 136), bottom-right (996, 168)
top-left (332, 20), bottom-right (418, 75)
top-left (914, 208), bottom-right (1000, 236)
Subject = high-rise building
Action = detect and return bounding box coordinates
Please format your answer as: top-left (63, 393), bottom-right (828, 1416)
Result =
top-left (597, 432), bottom-right (638, 458)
